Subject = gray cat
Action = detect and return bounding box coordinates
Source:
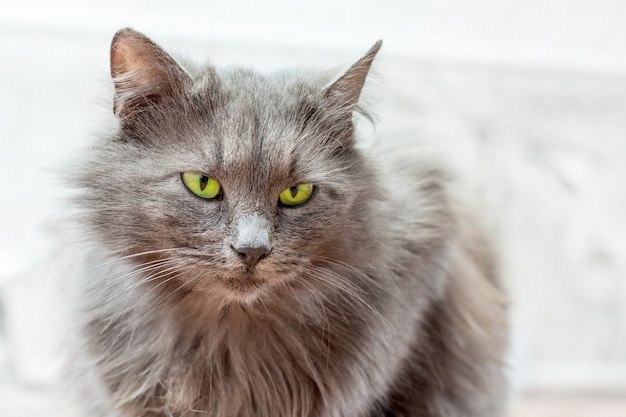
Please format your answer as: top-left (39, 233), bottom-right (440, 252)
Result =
top-left (67, 28), bottom-right (508, 417)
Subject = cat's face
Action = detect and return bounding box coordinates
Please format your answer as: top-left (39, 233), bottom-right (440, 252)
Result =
top-left (78, 29), bottom-right (381, 305)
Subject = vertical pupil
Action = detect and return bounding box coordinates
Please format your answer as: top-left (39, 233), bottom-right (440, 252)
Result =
top-left (199, 175), bottom-right (209, 191)
top-left (290, 185), bottom-right (299, 198)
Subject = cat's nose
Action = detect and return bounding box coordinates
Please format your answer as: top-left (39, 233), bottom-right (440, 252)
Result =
top-left (231, 244), bottom-right (271, 268)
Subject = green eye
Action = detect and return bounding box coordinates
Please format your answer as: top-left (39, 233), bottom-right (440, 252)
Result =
top-left (279, 183), bottom-right (315, 206)
top-left (181, 172), bottom-right (221, 199)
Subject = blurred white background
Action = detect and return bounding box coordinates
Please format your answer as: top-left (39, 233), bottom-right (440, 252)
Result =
top-left (1, 1), bottom-right (625, 416)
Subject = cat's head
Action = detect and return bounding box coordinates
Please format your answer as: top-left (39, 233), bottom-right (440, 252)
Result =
top-left (78, 29), bottom-right (382, 305)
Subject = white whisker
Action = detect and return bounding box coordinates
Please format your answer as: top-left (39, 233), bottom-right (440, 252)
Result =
top-left (91, 263), bottom-right (184, 314)
top-left (298, 279), bottom-right (331, 367)
top-left (82, 258), bottom-right (179, 299)
top-left (305, 265), bottom-right (393, 334)
top-left (314, 256), bottom-right (388, 294)
top-left (81, 247), bottom-right (186, 274)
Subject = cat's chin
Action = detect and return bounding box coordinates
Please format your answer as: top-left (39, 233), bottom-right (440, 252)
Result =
top-left (216, 273), bottom-right (273, 306)
top-left (223, 273), bottom-right (263, 292)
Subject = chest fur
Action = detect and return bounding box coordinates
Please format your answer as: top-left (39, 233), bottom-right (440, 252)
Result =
top-left (87, 299), bottom-right (386, 417)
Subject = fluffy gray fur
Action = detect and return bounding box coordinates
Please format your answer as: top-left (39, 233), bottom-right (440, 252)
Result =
top-left (67, 28), bottom-right (508, 417)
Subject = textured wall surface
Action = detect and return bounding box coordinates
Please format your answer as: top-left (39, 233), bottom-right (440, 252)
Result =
top-left (1, 0), bottom-right (625, 415)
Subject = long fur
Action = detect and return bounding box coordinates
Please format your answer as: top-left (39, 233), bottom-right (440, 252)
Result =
top-left (66, 29), bottom-right (508, 417)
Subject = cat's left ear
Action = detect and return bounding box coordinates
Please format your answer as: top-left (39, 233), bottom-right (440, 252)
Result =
top-left (324, 40), bottom-right (382, 114)
top-left (110, 28), bottom-right (190, 119)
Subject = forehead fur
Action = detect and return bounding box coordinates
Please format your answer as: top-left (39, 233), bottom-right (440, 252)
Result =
top-left (121, 63), bottom-right (357, 189)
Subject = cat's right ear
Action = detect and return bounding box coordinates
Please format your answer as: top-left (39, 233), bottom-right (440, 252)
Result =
top-left (110, 28), bottom-right (189, 119)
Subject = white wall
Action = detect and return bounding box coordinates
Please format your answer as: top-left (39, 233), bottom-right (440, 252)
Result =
top-left (1, 0), bottom-right (625, 415)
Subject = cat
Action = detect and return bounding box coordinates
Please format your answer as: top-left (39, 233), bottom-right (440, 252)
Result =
top-left (66, 28), bottom-right (508, 417)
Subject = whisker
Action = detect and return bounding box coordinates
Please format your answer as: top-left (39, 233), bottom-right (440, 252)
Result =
top-left (298, 280), bottom-right (331, 367)
top-left (80, 247), bottom-right (186, 275)
top-left (305, 265), bottom-right (393, 334)
top-left (91, 263), bottom-right (184, 314)
top-left (307, 266), bottom-right (370, 301)
top-left (313, 256), bottom-right (388, 294)
top-left (81, 258), bottom-right (179, 299)
top-left (140, 270), bottom-right (190, 315)
top-left (141, 267), bottom-right (217, 318)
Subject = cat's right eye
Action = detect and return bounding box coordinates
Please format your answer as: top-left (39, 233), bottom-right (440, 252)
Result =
top-left (181, 172), bottom-right (221, 199)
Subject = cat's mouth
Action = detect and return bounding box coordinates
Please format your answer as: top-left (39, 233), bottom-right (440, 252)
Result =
top-left (212, 272), bottom-right (277, 306)
top-left (214, 267), bottom-right (297, 306)
top-left (209, 262), bottom-right (299, 305)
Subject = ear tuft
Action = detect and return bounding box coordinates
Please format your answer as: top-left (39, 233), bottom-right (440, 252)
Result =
top-left (110, 28), bottom-right (188, 118)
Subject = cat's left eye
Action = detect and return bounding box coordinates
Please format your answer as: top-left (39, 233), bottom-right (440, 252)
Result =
top-left (279, 183), bottom-right (315, 207)
top-left (181, 172), bottom-right (221, 199)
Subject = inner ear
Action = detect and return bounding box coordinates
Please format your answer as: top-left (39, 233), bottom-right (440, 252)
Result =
top-left (110, 28), bottom-right (190, 118)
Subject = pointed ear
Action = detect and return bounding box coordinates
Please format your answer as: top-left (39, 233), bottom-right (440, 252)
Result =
top-left (110, 28), bottom-right (189, 118)
top-left (324, 40), bottom-right (382, 112)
